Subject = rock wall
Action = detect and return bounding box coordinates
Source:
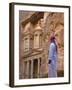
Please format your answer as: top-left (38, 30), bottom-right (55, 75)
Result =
top-left (44, 12), bottom-right (64, 72)
top-left (19, 11), bottom-right (64, 78)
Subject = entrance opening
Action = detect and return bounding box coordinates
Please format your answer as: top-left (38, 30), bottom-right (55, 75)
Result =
top-left (24, 61), bottom-right (27, 78)
top-left (29, 60), bottom-right (31, 78)
top-left (33, 59), bottom-right (38, 78)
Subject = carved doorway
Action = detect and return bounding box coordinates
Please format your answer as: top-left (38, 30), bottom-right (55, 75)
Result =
top-left (33, 59), bottom-right (38, 78)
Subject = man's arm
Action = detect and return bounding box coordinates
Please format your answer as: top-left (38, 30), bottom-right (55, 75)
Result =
top-left (48, 43), bottom-right (54, 64)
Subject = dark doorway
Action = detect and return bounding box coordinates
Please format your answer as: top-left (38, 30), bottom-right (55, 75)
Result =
top-left (33, 59), bottom-right (38, 78)
top-left (29, 60), bottom-right (31, 78)
top-left (24, 61), bottom-right (27, 78)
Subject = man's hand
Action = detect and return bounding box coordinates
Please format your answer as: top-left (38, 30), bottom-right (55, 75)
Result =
top-left (48, 60), bottom-right (51, 64)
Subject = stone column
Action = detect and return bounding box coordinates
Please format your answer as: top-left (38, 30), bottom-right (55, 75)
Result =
top-left (31, 60), bottom-right (33, 78)
top-left (38, 58), bottom-right (40, 78)
top-left (27, 61), bottom-right (29, 78)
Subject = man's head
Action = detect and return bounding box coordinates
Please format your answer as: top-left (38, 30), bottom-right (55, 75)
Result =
top-left (50, 36), bottom-right (58, 52)
top-left (50, 36), bottom-right (55, 43)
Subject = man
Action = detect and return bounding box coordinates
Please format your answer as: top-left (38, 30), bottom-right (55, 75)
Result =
top-left (48, 36), bottom-right (58, 77)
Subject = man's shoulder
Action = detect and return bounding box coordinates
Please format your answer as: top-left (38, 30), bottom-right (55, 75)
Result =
top-left (50, 43), bottom-right (55, 49)
top-left (50, 43), bottom-right (55, 46)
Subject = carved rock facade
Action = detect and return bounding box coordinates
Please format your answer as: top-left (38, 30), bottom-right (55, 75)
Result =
top-left (19, 11), bottom-right (64, 79)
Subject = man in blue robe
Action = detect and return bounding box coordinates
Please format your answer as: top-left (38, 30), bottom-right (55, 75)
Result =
top-left (48, 36), bottom-right (58, 77)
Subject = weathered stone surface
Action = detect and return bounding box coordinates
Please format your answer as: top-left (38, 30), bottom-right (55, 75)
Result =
top-left (19, 11), bottom-right (64, 79)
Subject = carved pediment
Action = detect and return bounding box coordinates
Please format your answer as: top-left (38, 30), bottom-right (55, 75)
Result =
top-left (23, 48), bottom-right (43, 58)
top-left (23, 22), bottom-right (33, 33)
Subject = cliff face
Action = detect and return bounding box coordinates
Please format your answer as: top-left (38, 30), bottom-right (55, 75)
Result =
top-left (19, 11), bottom-right (64, 78)
top-left (43, 12), bottom-right (64, 72)
top-left (19, 11), bottom-right (35, 23)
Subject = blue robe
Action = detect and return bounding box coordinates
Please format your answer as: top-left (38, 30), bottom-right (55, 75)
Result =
top-left (48, 42), bottom-right (58, 77)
